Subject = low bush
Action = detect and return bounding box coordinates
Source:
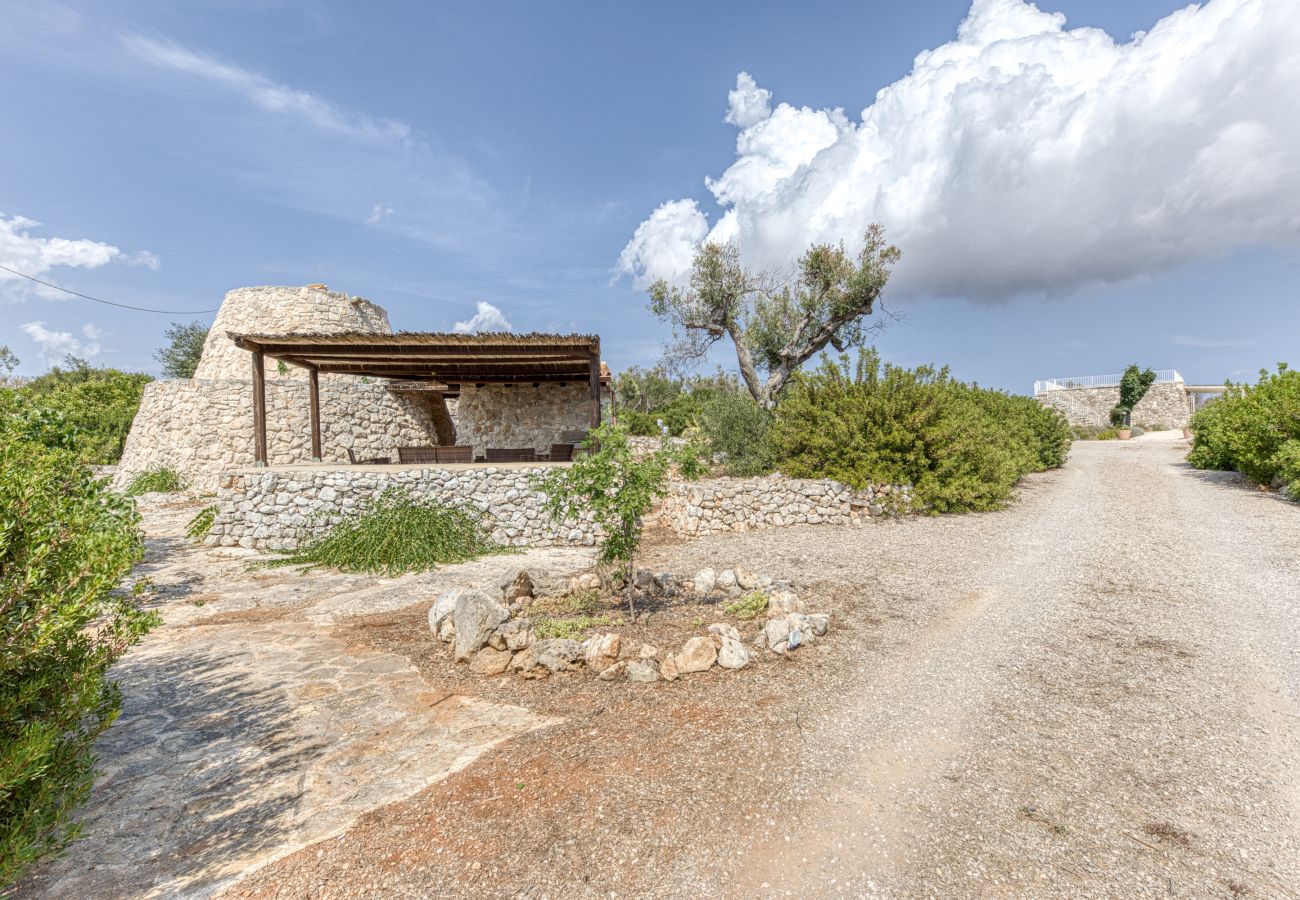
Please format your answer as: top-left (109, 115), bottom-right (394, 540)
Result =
top-left (772, 352), bottom-right (1071, 513)
top-left (125, 468), bottom-right (185, 496)
top-left (1, 413), bottom-right (155, 885)
top-left (696, 391), bottom-right (779, 477)
top-left (723, 591), bottom-right (768, 620)
top-left (1071, 425), bottom-right (1119, 441)
top-left (1188, 364), bottom-right (1300, 496)
top-left (533, 614), bottom-right (618, 641)
top-left (270, 489), bottom-right (505, 575)
top-left (185, 505), bottom-right (217, 542)
top-left (10, 360), bottom-right (152, 465)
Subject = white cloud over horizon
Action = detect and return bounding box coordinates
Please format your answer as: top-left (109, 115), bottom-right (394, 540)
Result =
top-left (619, 0), bottom-right (1300, 302)
top-left (123, 34), bottom-right (412, 143)
top-left (0, 213), bottom-right (156, 301)
top-left (20, 321), bottom-right (103, 365)
top-left (453, 300), bottom-right (513, 333)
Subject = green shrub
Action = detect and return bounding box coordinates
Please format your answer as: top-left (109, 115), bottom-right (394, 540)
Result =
top-left (696, 391), bottom-right (779, 477)
top-left (533, 614), bottom-right (617, 641)
top-left (724, 591), bottom-right (768, 620)
top-left (1110, 364), bottom-right (1157, 427)
top-left (185, 505), bottom-right (217, 542)
top-left (270, 489), bottom-right (505, 576)
top-left (0, 414), bottom-right (155, 885)
top-left (1188, 364), bottom-right (1300, 497)
top-left (771, 352), bottom-right (1071, 513)
top-left (11, 360), bottom-right (152, 465)
top-left (125, 468), bottom-right (185, 496)
top-left (1071, 425), bottom-right (1119, 441)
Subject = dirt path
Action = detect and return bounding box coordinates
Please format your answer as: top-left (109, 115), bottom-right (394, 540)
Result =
top-left (19, 440), bottom-right (1300, 898)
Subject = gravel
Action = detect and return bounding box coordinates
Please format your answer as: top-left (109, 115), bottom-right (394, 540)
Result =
top-left (217, 440), bottom-right (1299, 897)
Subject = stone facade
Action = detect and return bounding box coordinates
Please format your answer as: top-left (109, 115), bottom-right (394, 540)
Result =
top-left (115, 379), bottom-right (442, 493)
top-left (1037, 381), bottom-right (1194, 429)
top-left (205, 465), bottom-right (599, 551)
top-left (454, 383), bottom-right (597, 458)
top-left (193, 286), bottom-right (391, 381)
top-left (660, 476), bottom-right (914, 537)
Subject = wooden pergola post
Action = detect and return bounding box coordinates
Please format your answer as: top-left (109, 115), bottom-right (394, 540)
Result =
top-left (251, 349), bottom-right (268, 466)
top-left (588, 342), bottom-right (602, 429)
top-left (308, 366), bottom-right (322, 461)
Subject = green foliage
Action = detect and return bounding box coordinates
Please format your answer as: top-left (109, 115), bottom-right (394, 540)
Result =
top-left (0, 346), bottom-right (17, 383)
top-left (614, 368), bottom-right (743, 437)
top-left (724, 591), bottom-right (768, 620)
top-left (533, 614), bottom-right (617, 641)
top-left (1110, 364), bottom-right (1157, 427)
top-left (1071, 425), bottom-right (1119, 441)
top-left (696, 390), bottom-right (779, 476)
top-left (185, 505), bottom-right (217, 542)
top-left (4, 359), bottom-right (152, 464)
top-left (0, 413), bottom-right (155, 885)
top-left (771, 352), bottom-right (1071, 513)
top-left (270, 489), bottom-right (505, 576)
top-left (647, 226), bottom-right (900, 406)
top-left (536, 424), bottom-right (681, 614)
top-left (153, 321), bottom-right (208, 379)
top-left (1188, 364), bottom-right (1300, 497)
top-left (125, 468), bottom-right (185, 496)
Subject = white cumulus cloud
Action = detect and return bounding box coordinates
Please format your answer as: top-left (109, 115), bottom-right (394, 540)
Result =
top-left (619, 0), bottom-right (1300, 301)
top-left (0, 213), bottom-right (154, 300)
top-left (453, 301), bottom-right (513, 334)
top-left (20, 321), bottom-right (103, 365)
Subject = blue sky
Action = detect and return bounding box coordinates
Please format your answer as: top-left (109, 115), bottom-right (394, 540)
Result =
top-left (2, 0), bottom-right (1296, 391)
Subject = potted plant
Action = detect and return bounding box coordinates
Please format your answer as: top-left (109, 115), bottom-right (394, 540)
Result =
top-left (1110, 364), bottom-right (1156, 441)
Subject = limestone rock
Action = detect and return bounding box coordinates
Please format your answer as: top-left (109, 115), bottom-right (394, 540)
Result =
top-left (469, 647), bottom-right (512, 675)
top-left (598, 660), bottom-right (627, 682)
top-left (693, 568), bottom-right (717, 595)
top-left (452, 591), bottom-right (510, 662)
top-left (500, 569), bottom-right (534, 602)
top-left (427, 586), bottom-right (466, 634)
top-left (660, 655), bottom-right (680, 681)
top-left (708, 623), bottom-right (741, 643)
top-left (582, 633), bottom-right (621, 674)
top-left (674, 636), bottom-right (717, 674)
top-left (438, 617), bottom-right (456, 643)
top-left (498, 618), bottom-right (535, 651)
top-left (638, 643), bottom-right (660, 659)
top-left (734, 566), bottom-right (757, 590)
top-left (717, 569), bottom-right (737, 590)
top-left (756, 574), bottom-right (774, 591)
top-left (509, 648), bottom-right (536, 672)
top-left (767, 590), bottom-right (803, 617)
top-left (762, 617), bottom-right (791, 654)
top-left (808, 613), bottom-right (831, 636)
top-left (632, 569), bottom-right (660, 595)
top-left (717, 637), bottom-right (750, 669)
top-left (532, 638), bottom-right (582, 673)
top-left (625, 660), bottom-right (660, 683)
top-left (573, 572), bottom-right (602, 592)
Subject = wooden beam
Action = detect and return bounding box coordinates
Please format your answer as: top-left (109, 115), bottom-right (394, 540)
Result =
top-left (251, 349), bottom-right (268, 467)
top-left (308, 366), bottom-right (322, 462)
top-left (588, 344), bottom-right (601, 429)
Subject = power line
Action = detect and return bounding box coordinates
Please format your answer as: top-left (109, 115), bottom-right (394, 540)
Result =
top-left (0, 263), bottom-right (220, 314)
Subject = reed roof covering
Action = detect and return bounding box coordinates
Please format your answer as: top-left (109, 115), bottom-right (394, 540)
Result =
top-left (229, 331), bottom-right (601, 384)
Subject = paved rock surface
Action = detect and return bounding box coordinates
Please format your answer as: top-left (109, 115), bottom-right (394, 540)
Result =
top-left (14, 498), bottom-right (586, 899)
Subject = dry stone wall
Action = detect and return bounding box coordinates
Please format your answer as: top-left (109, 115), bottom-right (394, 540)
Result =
top-left (115, 378), bottom-right (440, 493)
top-left (205, 465), bottom-right (599, 551)
top-left (660, 476), bottom-right (913, 537)
top-left (1036, 381), bottom-right (1193, 429)
top-left (454, 383), bottom-right (596, 457)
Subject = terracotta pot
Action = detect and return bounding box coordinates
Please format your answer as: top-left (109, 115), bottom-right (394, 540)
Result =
top-left (1182, 428), bottom-right (1193, 439)
top-left (1117, 428), bottom-right (1132, 440)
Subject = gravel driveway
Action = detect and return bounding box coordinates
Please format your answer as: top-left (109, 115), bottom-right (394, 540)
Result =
top-left (25, 439), bottom-right (1300, 898)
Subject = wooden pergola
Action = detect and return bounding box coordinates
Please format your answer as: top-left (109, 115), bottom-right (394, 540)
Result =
top-left (230, 331), bottom-right (603, 466)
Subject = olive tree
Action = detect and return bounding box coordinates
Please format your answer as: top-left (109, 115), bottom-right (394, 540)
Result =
top-left (154, 321), bottom-right (209, 379)
top-left (647, 224), bottom-right (901, 407)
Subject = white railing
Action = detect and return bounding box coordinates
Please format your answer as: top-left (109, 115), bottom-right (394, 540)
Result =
top-left (1034, 370), bottom-right (1182, 395)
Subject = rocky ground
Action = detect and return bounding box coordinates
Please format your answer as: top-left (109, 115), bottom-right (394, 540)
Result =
top-left (18, 439), bottom-right (1300, 898)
